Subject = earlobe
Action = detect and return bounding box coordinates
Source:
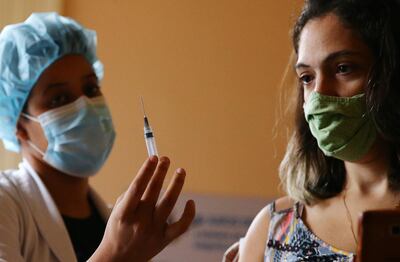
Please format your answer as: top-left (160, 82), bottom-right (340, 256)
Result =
top-left (16, 121), bottom-right (29, 142)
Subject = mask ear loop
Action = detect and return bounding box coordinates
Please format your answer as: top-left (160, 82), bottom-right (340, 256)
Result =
top-left (21, 112), bottom-right (40, 123)
top-left (20, 113), bottom-right (46, 157)
top-left (27, 140), bottom-right (45, 157)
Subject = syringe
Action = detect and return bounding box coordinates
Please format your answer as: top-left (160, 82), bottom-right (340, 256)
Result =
top-left (140, 97), bottom-right (159, 157)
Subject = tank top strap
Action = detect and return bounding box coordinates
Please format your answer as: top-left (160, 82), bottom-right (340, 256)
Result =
top-left (268, 200), bottom-right (303, 216)
top-left (293, 201), bottom-right (304, 219)
top-left (268, 200), bottom-right (276, 214)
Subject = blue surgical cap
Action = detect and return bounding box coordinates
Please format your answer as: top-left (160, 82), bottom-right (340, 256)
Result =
top-left (0, 12), bottom-right (104, 152)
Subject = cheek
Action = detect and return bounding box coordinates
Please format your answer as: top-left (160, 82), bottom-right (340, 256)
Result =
top-left (338, 78), bottom-right (367, 97)
top-left (303, 88), bottom-right (312, 103)
top-left (26, 122), bottom-right (48, 149)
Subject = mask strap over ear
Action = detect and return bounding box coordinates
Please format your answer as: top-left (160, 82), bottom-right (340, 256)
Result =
top-left (21, 113), bottom-right (40, 123)
top-left (18, 114), bottom-right (44, 156)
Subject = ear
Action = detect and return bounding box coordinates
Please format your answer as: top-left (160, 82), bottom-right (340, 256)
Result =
top-left (16, 119), bottom-right (29, 142)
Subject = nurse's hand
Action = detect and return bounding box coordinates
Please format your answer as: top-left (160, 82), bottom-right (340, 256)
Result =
top-left (88, 156), bottom-right (196, 262)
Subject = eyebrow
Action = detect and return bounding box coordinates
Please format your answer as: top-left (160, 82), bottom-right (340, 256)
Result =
top-left (83, 73), bottom-right (97, 79)
top-left (47, 73), bottom-right (97, 87)
top-left (43, 73), bottom-right (98, 95)
top-left (46, 82), bottom-right (68, 89)
top-left (295, 50), bottom-right (362, 70)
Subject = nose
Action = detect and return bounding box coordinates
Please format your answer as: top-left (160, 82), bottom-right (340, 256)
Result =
top-left (314, 73), bottom-right (338, 97)
top-left (304, 73), bottom-right (338, 102)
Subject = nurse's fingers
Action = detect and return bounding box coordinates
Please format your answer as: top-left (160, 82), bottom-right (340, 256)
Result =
top-left (165, 200), bottom-right (196, 242)
top-left (141, 156), bottom-right (170, 207)
top-left (115, 192), bottom-right (125, 205)
top-left (154, 168), bottom-right (186, 224)
top-left (118, 156), bottom-right (158, 219)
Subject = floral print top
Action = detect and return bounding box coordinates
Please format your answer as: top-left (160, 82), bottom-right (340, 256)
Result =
top-left (265, 201), bottom-right (355, 262)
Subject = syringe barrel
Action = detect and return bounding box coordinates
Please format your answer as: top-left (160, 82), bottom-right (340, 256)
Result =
top-left (144, 125), bottom-right (152, 133)
top-left (145, 136), bottom-right (158, 156)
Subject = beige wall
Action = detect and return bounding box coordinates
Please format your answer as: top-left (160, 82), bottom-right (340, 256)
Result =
top-left (0, 0), bottom-right (63, 26)
top-left (64, 0), bottom-right (302, 203)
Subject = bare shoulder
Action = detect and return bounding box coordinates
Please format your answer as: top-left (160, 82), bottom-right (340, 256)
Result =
top-left (238, 196), bottom-right (293, 262)
top-left (238, 204), bottom-right (270, 262)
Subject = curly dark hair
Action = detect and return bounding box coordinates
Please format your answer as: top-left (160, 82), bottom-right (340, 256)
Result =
top-left (281, 0), bottom-right (400, 202)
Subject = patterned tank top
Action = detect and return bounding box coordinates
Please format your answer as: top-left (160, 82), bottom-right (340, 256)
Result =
top-left (264, 201), bottom-right (355, 261)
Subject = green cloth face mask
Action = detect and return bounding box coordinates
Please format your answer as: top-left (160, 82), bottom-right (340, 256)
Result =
top-left (304, 91), bottom-right (376, 161)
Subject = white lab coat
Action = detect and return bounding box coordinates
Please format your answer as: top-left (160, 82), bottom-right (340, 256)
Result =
top-left (0, 159), bottom-right (111, 262)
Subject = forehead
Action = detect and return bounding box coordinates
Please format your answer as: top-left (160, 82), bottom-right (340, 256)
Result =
top-left (28, 55), bottom-right (95, 94)
top-left (297, 13), bottom-right (370, 65)
top-left (37, 55), bottom-right (94, 83)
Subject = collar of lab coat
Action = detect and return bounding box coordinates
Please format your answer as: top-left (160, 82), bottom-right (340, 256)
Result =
top-left (19, 159), bottom-right (111, 262)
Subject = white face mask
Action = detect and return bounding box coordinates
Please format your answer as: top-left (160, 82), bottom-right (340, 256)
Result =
top-left (22, 96), bottom-right (116, 177)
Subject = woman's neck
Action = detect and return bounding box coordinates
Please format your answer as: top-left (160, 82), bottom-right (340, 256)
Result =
top-left (23, 152), bottom-right (92, 218)
top-left (344, 138), bottom-right (393, 197)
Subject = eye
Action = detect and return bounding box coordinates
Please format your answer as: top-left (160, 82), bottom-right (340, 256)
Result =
top-left (336, 64), bottom-right (353, 74)
top-left (50, 94), bottom-right (71, 108)
top-left (84, 84), bottom-right (101, 97)
top-left (299, 74), bottom-right (314, 86)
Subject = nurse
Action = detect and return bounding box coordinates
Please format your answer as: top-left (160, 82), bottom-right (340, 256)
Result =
top-left (0, 13), bottom-right (195, 262)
